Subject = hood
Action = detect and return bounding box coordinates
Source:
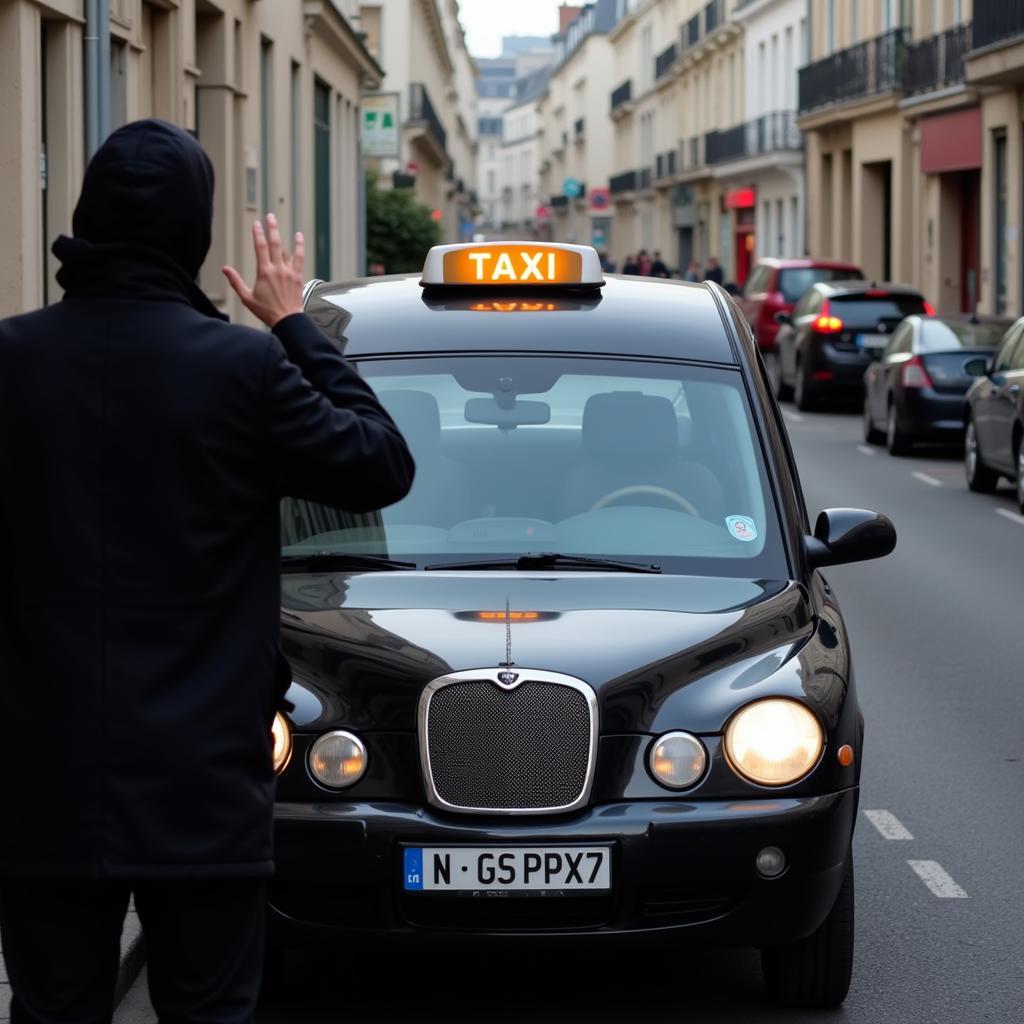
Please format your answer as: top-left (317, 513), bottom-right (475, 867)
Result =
top-left (280, 573), bottom-right (815, 735)
top-left (71, 119), bottom-right (214, 278)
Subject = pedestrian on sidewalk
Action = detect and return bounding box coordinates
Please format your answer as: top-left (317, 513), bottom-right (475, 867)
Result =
top-left (650, 251), bottom-right (670, 279)
top-left (0, 120), bottom-right (414, 1023)
top-left (637, 249), bottom-right (652, 276)
top-left (683, 259), bottom-right (702, 282)
top-left (704, 256), bottom-right (725, 285)
top-left (621, 253), bottom-right (640, 274)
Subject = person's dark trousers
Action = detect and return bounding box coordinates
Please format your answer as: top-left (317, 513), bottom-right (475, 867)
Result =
top-left (0, 878), bottom-right (265, 1023)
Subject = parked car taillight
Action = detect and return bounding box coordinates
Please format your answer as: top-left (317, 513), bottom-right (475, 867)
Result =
top-left (813, 299), bottom-right (843, 334)
top-left (902, 355), bottom-right (933, 389)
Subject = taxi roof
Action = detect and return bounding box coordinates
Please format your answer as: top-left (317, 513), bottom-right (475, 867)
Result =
top-left (304, 273), bottom-right (739, 365)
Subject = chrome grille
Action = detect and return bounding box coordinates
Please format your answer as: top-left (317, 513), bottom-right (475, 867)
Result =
top-left (419, 670), bottom-right (597, 814)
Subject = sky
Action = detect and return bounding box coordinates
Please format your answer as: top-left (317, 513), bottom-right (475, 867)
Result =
top-left (459, 0), bottom-right (563, 58)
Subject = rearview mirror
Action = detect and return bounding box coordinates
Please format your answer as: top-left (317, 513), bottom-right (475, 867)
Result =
top-left (963, 356), bottom-right (990, 378)
top-left (774, 311), bottom-right (793, 326)
top-left (805, 508), bottom-right (896, 570)
top-left (464, 397), bottom-right (550, 428)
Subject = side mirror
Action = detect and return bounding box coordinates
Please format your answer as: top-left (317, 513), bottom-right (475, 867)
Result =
top-left (774, 311), bottom-right (793, 326)
top-left (963, 356), bottom-right (991, 378)
top-left (805, 508), bottom-right (896, 570)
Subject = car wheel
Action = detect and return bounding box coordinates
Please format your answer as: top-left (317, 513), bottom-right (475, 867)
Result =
top-left (1016, 439), bottom-right (1024, 513)
top-left (886, 402), bottom-right (911, 456)
top-left (761, 855), bottom-right (854, 1008)
top-left (863, 395), bottom-right (884, 444)
top-left (794, 361), bottom-right (816, 412)
top-left (767, 351), bottom-right (792, 402)
top-left (965, 417), bottom-right (999, 493)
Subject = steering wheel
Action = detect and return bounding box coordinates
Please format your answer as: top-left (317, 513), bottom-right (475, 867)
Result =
top-left (590, 485), bottom-right (700, 517)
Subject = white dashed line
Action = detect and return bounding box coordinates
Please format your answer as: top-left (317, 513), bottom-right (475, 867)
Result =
top-left (995, 507), bottom-right (1024, 526)
top-left (782, 410), bottom-right (804, 424)
top-left (912, 471), bottom-right (943, 487)
top-left (908, 860), bottom-right (968, 898)
top-left (864, 809), bottom-right (914, 840)
top-left (856, 445), bottom-right (878, 456)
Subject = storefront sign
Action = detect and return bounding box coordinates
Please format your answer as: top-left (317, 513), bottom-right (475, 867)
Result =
top-left (361, 93), bottom-right (400, 158)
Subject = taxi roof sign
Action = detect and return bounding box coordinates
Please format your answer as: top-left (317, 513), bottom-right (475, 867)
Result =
top-left (421, 242), bottom-right (604, 288)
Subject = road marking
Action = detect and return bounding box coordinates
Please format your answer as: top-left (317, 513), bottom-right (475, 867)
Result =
top-left (864, 809), bottom-right (914, 840)
top-left (912, 471), bottom-right (943, 487)
top-left (995, 507), bottom-right (1024, 526)
top-left (908, 860), bottom-right (968, 898)
top-left (782, 410), bottom-right (804, 424)
top-left (856, 445), bottom-right (878, 456)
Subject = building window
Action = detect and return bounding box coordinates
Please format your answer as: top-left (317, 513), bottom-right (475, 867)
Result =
top-left (825, 0), bottom-right (835, 54)
top-left (314, 78), bottom-right (331, 280)
top-left (260, 38), bottom-right (273, 215)
top-left (882, 0), bottom-right (893, 31)
top-left (851, 0), bottom-right (859, 43)
top-left (291, 61), bottom-right (301, 236)
top-left (776, 198), bottom-right (785, 256)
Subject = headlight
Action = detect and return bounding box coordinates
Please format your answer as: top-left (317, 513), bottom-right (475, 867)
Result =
top-left (724, 698), bottom-right (824, 786)
top-left (308, 730), bottom-right (368, 789)
top-left (648, 731), bottom-right (707, 789)
top-left (272, 713), bottom-right (293, 775)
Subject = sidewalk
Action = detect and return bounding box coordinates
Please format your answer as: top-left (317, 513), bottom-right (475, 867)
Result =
top-left (0, 904), bottom-right (145, 1020)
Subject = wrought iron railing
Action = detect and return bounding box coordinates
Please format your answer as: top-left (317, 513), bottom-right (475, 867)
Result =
top-left (410, 82), bottom-right (447, 152)
top-left (611, 79), bottom-right (632, 111)
top-left (655, 42), bottom-right (678, 80)
top-left (905, 23), bottom-right (971, 94)
top-left (747, 111), bottom-right (802, 155)
top-left (798, 29), bottom-right (907, 114)
top-left (705, 124), bottom-right (745, 165)
top-left (609, 170), bottom-right (638, 194)
top-left (638, 167), bottom-right (652, 190)
top-left (972, 0), bottom-right (1024, 50)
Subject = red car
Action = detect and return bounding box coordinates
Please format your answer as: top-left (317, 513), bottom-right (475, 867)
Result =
top-left (739, 259), bottom-right (865, 353)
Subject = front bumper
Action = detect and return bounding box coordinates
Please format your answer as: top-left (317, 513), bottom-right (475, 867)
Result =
top-left (268, 788), bottom-right (857, 950)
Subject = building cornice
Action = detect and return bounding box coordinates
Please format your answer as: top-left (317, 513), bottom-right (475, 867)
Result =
top-left (419, 0), bottom-right (456, 79)
top-left (303, 1), bottom-right (385, 87)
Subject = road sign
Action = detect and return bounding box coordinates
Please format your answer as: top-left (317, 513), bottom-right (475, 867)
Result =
top-left (361, 93), bottom-right (400, 158)
top-left (563, 178), bottom-right (583, 199)
top-left (589, 187), bottom-right (610, 212)
top-left (535, 205), bottom-right (551, 223)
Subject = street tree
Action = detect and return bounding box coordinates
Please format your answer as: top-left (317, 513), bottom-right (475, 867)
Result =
top-left (366, 172), bottom-right (441, 274)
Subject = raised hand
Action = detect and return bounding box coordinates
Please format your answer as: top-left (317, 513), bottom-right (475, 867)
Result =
top-left (223, 213), bottom-right (306, 328)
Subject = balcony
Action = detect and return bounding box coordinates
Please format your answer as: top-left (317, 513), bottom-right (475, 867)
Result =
top-left (705, 124), bottom-right (745, 165)
top-left (574, 117), bottom-right (585, 138)
top-left (638, 167), bottom-right (652, 190)
top-left (704, 113), bottom-right (802, 166)
top-left (611, 79), bottom-right (632, 114)
top-left (798, 29), bottom-right (907, 115)
top-left (609, 170), bottom-right (638, 194)
top-left (973, 0), bottom-right (1024, 51)
top-left (409, 82), bottom-right (447, 155)
top-left (655, 149), bottom-right (678, 179)
top-left (905, 23), bottom-right (971, 95)
top-left (655, 42), bottom-right (678, 80)
top-left (550, 194), bottom-right (569, 208)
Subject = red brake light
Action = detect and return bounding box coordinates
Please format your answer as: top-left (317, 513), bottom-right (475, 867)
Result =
top-left (902, 354), bottom-right (933, 389)
top-left (813, 300), bottom-right (843, 334)
top-left (923, 300), bottom-right (936, 316)
top-left (865, 289), bottom-right (889, 297)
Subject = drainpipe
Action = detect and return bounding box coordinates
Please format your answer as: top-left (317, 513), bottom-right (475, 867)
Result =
top-left (84, 0), bottom-right (111, 159)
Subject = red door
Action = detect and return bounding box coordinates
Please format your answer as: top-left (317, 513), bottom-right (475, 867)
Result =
top-left (960, 170), bottom-right (981, 312)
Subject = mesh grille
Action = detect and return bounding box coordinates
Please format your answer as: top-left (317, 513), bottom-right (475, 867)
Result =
top-left (425, 679), bottom-right (593, 811)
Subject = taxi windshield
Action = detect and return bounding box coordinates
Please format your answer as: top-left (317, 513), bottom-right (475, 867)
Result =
top-left (281, 356), bottom-right (786, 577)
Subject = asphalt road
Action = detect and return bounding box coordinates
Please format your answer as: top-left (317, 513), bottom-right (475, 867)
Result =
top-left (122, 407), bottom-right (1024, 1023)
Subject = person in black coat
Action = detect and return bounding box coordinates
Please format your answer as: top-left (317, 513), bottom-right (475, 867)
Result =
top-left (0, 120), bottom-right (414, 1021)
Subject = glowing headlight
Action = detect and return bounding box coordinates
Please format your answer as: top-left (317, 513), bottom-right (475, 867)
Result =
top-left (272, 713), bottom-right (293, 775)
top-left (724, 698), bottom-right (824, 787)
top-left (308, 731), bottom-right (368, 789)
top-left (648, 732), bottom-right (707, 789)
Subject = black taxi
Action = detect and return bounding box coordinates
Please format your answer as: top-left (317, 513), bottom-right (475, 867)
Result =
top-left (269, 242), bottom-right (896, 1007)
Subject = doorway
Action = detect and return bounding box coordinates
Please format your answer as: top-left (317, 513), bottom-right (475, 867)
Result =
top-left (313, 78), bottom-right (332, 281)
top-left (959, 169), bottom-right (980, 312)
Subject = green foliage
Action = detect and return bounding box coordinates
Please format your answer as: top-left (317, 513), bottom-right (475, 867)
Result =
top-left (365, 171), bottom-right (441, 274)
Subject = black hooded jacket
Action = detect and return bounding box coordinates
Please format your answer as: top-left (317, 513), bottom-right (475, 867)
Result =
top-left (0, 120), bottom-right (414, 878)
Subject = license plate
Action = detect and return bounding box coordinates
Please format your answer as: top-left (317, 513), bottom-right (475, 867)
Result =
top-left (856, 333), bottom-right (888, 351)
top-left (403, 846), bottom-right (612, 893)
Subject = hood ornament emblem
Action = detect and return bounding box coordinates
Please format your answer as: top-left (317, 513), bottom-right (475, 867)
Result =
top-left (496, 599), bottom-right (520, 688)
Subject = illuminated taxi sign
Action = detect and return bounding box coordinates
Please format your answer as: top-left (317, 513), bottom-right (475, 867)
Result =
top-left (421, 242), bottom-right (604, 288)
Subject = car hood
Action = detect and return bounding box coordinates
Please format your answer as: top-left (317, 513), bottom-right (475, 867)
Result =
top-left (280, 572), bottom-right (815, 735)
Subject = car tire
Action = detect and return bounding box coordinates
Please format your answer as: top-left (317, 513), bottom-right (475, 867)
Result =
top-left (886, 402), bottom-right (911, 456)
top-left (767, 351), bottom-right (792, 402)
top-left (761, 855), bottom-right (854, 1009)
top-left (965, 417), bottom-right (999, 493)
top-left (793, 360), bottom-right (816, 412)
top-left (863, 396), bottom-right (884, 444)
top-left (1016, 438), bottom-right (1024, 513)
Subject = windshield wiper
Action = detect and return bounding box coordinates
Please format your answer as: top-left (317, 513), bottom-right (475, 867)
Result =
top-left (424, 552), bottom-right (661, 574)
top-left (281, 552), bottom-right (417, 572)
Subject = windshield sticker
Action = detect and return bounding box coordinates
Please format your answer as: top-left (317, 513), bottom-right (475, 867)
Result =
top-left (726, 515), bottom-right (758, 542)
